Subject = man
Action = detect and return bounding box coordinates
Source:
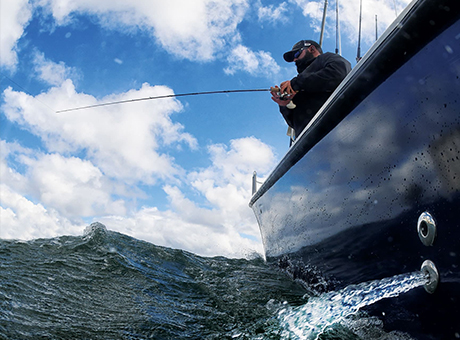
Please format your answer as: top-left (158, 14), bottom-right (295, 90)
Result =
top-left (272, 40), bottom-right (351, 139)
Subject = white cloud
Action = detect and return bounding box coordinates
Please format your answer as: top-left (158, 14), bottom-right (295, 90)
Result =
top-left (163, 184), bottom-right (223, 227)
top-left (97, 136), bottom-right (276, 257)
top-left (37, 0), bottom-right (250, 61)
top-left (0, 134), bottom-right (275, 258)
top-left (225, 44), bottom-right (280, 77)
top-left (0, 140), bottom-right (29, 194)
top-left (0, 0), bottom-right (32, 69)
top-left (25, 153), bottom-right (126, 217)
top-left (98, 206), bottom-right (263, 258)
top-left (1, 137), bottom-right (266, 257)
top-left (2, 79), bottom-right (197, 184)
top-left (257, 1), bottom-right (289, 24)
top-left (32, 50), bottom-right (80, 86)
top-left (1, 140), bottom-right (126, 217)
top-left (19, 0), bottom-right (279, 78)
top-left (0, 183), bottom-right (83, 240)
top-left (187, 137), bottom-right (276, 235)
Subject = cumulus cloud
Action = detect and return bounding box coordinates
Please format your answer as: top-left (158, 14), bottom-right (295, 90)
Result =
top-left (1, 140), bottom-right (125, 217)
top-left (37, 0), bottom-right (250, 61)
top-left (96, 136), bottom-right (276, 257)
top-left (25, 154), bottom-right (126, 217)
top-left (0, 184), bottom-right (83, 240)
top-left (0, 0), bottom-right (32, 70)
top-left (2, 78), bottom-right (197, 184)
top-left (257, 1), bottom-right (289, 24)
top-left (1, 142), bottom-right (84, 238)
top-left (32, 50), bottom-right (80, 86)
top-left (0, 140), bottom-right (29, 193)
top-left (0, 135), bottom-right (275, 257)
top-left (0, 0), bottom-right (279, 78)
top-left (98, 206), bottom-right (264, 258)
top-left (187, 137), bottom-right (276, 234)
top-left (224, 44), bottom-right (280, 77)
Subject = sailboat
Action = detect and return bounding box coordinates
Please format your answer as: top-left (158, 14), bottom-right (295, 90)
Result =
top-left (250, 0), bottom-right (460, 338)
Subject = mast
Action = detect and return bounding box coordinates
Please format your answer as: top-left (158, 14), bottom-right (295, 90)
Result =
top-left (319, 0), bottom-right (328, 47)
top-left (335, 0), bottom-right (341, 54)
top-left (356, 0), bottom-right (362, 62)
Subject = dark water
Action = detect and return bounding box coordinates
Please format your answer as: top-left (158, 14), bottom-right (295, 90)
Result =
top-left (0, 223), bottom-right (423, 339)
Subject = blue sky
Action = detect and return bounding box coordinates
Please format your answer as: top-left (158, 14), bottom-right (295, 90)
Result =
top-left (1, 0), bottom-right (410, 257)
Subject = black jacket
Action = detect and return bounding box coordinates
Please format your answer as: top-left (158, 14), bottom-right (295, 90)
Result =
top-left (280, 52), bottom-right (351, 138)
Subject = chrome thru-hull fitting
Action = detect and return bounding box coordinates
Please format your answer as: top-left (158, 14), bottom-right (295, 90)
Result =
top-left (421, 260), bottom-right (439, 294)
top-left (417, 212), bottom-right (437, 246)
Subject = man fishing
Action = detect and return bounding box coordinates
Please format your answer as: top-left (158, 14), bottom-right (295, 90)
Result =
top-left (271, 40), bottom-right (351, 140)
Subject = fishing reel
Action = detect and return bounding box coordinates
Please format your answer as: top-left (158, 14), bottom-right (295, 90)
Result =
top-left (270, 87), bottom-right (292, 100)
top-left (270, 87), bottom-right (296, 109)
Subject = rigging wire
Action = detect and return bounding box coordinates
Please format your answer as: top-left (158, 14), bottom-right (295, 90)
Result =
top-left (56, 88), bottom-right (271, 113)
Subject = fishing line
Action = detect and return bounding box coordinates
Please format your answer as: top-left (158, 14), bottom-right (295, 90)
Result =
top-left (0, 73), bottom-right (56, 113)
top-left (56, 88), bottom-right (272, 113)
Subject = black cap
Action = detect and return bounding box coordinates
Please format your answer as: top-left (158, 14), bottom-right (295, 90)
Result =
top-left (283, 40), bottom-right (321, 62)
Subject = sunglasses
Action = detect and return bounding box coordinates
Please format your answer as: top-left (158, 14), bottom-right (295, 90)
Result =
top-left (293, 43), bottom-right (312, 59)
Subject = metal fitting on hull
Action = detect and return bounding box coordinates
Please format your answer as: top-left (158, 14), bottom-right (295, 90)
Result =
top-left (421, 260), bottom-right (439, 294)
top-left (417, 212), bottom-right (437, 246)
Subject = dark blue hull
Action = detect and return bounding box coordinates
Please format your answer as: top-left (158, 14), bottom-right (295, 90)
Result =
top-left (250, 0), bottom-right (460, 338)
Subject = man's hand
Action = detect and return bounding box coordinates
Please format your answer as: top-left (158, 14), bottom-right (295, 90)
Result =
top-left (280, 80), bottom-right (296, 95)
top-left (271, 95), bottom-right (293, 106)
top-left (271, 85), bottom-right (295, 106)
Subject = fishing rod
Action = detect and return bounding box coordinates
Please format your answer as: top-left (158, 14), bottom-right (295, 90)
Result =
top-left (56, 88), bottom-right (272, 113)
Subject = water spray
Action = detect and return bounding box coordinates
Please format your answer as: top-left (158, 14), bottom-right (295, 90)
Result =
top-left (278, 260), bottom-right (440, 339)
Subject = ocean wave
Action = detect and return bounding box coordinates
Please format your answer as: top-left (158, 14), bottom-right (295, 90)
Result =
top-left (0, 223), bottom-right (421, 339)
top-left (0, 223), bottom-right (305, 339)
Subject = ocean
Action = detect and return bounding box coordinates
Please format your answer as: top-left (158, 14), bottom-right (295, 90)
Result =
top-left (0, 222), bottom-right (426, 340)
